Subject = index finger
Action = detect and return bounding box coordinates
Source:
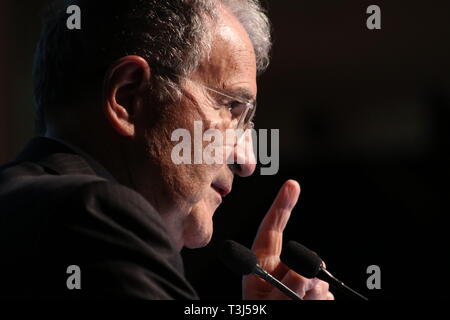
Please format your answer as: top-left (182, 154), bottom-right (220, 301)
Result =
top-left (252, 180), bottom-right (301, 257)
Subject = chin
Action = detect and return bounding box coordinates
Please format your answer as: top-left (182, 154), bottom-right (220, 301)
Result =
top-left (183, 218), bottom-right (213, 248)
top-left (182, 198), bottom-right (217, 249)
top-left (184, 230), bottom-right (213, 249)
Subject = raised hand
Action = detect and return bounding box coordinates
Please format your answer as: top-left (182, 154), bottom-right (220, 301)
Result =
top-left (243, 180), bottom-right (334, 300)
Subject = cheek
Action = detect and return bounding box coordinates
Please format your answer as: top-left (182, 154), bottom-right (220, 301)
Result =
top-left (179, 164), bottom-right (215, 199)
top-left (145, 98), bottom-right (226, 203)
top-left (183, 195), bottom-right (218, 248)
top-left (169, 116), bottom-right (225, 196)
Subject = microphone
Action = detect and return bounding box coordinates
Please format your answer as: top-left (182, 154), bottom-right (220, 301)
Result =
top-left (218, 240), bottom-right (302, 300)
top-left (280, 241), bottom-right (368, 301)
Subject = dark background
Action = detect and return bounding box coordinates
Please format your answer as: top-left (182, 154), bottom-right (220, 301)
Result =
top-left (1, 1), bottom-right (449, 299)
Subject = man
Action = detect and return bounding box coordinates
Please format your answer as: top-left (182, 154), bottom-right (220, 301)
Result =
top-left (0, 0), bottom-right (333, 299)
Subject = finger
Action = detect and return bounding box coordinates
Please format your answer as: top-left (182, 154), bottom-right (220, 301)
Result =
top-left (269, 271), bottom-right (320, 300)
top-left (260, 270), bottom-right (307, 300)
top-left (303, 280), bottom-right (330, 300)
top-left (327, 292), bottom-right (335, 300)
top-left (252, 180), bottom-right (301, 256)
top-left (278, 270), bottom-right (309, 299)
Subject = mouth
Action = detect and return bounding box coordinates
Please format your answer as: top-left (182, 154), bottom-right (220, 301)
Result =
top-left (211, 183), bottom-right (231, 198)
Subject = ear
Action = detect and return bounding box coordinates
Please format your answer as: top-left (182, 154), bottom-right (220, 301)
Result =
top-left (103, 55), bottom-right (151, 137)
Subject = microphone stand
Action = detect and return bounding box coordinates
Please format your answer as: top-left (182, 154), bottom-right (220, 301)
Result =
top-left (254, 264), bottom-right (303, 301)
top-left (318, 267), bottom-right (368, 301)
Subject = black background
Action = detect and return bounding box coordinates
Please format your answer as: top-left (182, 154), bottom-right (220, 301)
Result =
top-left (1, 0), bottom-right (449, 299)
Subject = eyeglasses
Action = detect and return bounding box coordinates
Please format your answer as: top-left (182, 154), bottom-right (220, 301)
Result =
top-left (178, 76), bottom-right (257, 130)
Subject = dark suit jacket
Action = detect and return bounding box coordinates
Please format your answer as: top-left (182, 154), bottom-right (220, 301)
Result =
top-left (0, 137), bottom-right (198, 299)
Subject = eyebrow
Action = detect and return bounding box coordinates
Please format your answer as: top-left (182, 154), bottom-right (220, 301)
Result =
top-left (225, 87), bottom-right (256, 102)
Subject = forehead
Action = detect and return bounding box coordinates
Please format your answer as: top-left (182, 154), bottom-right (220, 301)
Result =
top-left (193, 5), bottom-right (257, 98)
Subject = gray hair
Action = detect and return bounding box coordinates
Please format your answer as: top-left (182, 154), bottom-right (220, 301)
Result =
top-left (153, 0), bottom-right (272, 103)
top-left (33, 0), bottom-right (272, 132)
top-left (143, 0), bottom-right (272, 78)
top-left (220, 0), bottom-right (272, 73)
top-left (153, 0), bottom-right (272, 104)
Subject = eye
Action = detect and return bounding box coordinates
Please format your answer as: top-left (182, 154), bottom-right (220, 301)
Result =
top-left (226, 100), bottom-right (246, 117)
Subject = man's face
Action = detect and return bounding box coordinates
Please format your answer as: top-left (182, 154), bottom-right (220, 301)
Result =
top-left (135, 7), bottom-right (257, 250)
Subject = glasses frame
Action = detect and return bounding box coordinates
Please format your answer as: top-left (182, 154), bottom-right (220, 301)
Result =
top-left (177, 76), bottom-right (256, 130)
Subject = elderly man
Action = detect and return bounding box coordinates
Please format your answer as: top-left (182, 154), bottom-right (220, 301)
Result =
top-left (0, 0), bottom-right (333, 299)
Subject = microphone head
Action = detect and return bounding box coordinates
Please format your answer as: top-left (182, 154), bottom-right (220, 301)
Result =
top-left (281, 241), bottom-right (323, 278)
top-left (218, 240), bottom-right (257, 275)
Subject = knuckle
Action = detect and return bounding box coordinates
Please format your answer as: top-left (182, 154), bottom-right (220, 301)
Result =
top-left (292, 278), bottom-right (308, 296)
top-left (297, 289), bottom-right (306, 298)
top-left (315, 281), bottom-right (330, 299)
top-left (321, 280), bottom-right (330, 292)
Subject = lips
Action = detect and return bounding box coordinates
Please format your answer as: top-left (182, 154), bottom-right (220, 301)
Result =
top-left (211, 183), bottom-right (231, 198)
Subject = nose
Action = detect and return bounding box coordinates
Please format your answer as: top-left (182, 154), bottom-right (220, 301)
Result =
top-left (228, 130), bottom-right (256, 177)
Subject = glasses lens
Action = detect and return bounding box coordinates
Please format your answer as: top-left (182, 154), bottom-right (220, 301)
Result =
top-left (239, 102), bottom-right (256, 129)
